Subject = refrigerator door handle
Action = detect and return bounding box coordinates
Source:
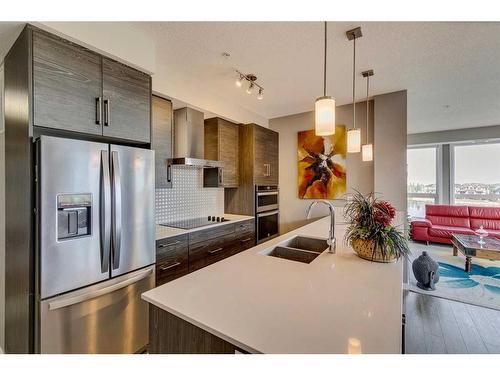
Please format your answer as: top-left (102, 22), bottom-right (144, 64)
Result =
top-left (48, 267), bottom-right (153, 311)
top-left (100, 150), bottom-right (111, 273)
top-left (111, 151), bottom-right (122, 270)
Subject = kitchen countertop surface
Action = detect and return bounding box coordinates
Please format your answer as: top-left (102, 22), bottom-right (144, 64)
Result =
top-left (155, 213), bottom-right (254, 240)
top-left (143, 216), bottom-right (403, 354)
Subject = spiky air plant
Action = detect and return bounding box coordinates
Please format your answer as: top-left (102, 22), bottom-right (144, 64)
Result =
top-left (344, 191), bottom-right (410, 262)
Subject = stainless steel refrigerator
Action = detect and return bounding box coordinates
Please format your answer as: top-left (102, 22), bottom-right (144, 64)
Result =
top-left (35, 135), bottom-right (155, 354)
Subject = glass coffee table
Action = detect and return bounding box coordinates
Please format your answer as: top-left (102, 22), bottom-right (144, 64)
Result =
top-left (451, 234), bottom-right (500, 273)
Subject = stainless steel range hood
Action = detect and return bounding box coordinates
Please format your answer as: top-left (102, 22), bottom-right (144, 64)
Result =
top-left (168, 157), bottom-right (220, 168)
top-left (168, 107), bottom-right (221, 168)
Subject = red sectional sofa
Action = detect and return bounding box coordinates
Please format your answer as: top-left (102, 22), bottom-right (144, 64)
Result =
top-left (411, 204), bottom-right (500, 244)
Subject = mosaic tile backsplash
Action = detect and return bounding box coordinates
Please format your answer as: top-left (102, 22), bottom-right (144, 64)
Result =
top-left (155, 166), bottom-right (225, 224)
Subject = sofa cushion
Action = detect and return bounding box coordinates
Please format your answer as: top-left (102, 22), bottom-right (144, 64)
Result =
top-left (426, 204), bottom-right (469, 217)
top-left (469, 206), bottom-right (500, 230)
top-left (426, 204), bottom-right (471, 228)
top-left (411, 218), bottom-right (432, 228)
top-left (427, 215), bottom-right (471, 228)
top-left (428, 225), bottom-right (475, 238)
top-left (485, 229), bottom-right (500, 239)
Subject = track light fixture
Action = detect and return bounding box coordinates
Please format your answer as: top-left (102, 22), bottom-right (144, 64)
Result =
top-left (235, 70), bottom-right (264, 100)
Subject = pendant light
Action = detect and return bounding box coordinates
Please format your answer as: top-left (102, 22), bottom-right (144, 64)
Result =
top-left (346, 27), bottom-right (362, 153)
top-left (361, 70), bottom-right (374, 162)
top-left (314, 21), bottom-right (336, 136)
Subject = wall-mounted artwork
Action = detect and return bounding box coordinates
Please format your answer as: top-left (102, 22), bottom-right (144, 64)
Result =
top-left (298, 126), bottom-right (347, 199)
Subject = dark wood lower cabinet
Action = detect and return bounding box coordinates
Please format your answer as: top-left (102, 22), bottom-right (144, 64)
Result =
top-left (155, 234), bottom-right (189, 286)
top-left (149, 305), bottom-right (245, 354)
top-left (155, 219), bottom-right (255, 287)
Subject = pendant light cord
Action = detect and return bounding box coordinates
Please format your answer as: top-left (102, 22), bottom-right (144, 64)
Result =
top-left (352, 36), bottom-right (356, 129)
top-left (366, 74), bottom-right (369, 142)
top-left (323, 21), bottom-right (327, 97)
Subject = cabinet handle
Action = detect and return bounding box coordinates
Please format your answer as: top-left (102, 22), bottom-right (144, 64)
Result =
top-left (208, 247), bottom-right (224, 255)
top-left (219, 169), bottom-right (223, 185)
top-left (264, 163), bottom-right (270, 177)
top-left (104, 99), bottom-right (110, 126)
top-left (159, 261), bottom-right (181, 271)
top-left (95, 97), bottom-right (102, 125)
top-left (241, 237), bottom-right (253, 242)
top-left (157, 240), bottom-right (181, 248)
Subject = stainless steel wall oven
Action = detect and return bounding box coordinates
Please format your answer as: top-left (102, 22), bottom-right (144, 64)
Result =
top-left (255, 186), bottom-right (279, 243)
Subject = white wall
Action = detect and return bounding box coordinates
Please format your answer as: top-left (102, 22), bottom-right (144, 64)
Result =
top-left (269, 101), bottom-right (374, 234)
top-left (374, 90), bottom-right (408, 212)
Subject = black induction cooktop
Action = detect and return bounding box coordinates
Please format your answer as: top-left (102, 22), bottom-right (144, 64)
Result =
top-left (161, 216), bottom-right (230, 230)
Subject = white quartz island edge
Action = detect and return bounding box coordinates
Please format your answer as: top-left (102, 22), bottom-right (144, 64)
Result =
top-left (142, 216), bottom-right (404, 354)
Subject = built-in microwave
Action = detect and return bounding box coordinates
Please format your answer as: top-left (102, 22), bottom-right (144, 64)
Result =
top-left (255, 185), bottom-right (279, 213)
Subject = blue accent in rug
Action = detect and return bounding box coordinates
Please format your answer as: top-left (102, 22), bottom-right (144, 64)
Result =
top-left (438, 262), bottom-right (500, 294)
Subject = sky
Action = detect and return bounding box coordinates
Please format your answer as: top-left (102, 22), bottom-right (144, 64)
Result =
top-left (408, 143), bottom-right (500, 185)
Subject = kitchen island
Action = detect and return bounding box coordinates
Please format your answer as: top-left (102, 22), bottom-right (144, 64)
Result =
top-left (142, 216), bottom-right (404, 354)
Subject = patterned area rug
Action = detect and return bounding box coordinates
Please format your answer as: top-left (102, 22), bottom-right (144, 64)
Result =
top-left (407, 241), bottom-right (500, 311)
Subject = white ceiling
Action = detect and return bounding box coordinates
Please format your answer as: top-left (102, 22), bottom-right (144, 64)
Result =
top-left (136, 21), bottom-right (500, 134)
top-left (2, 22), bottom-right (500, 134)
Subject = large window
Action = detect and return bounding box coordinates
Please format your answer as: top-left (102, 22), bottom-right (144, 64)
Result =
top-left (453, 142), bottom-right (500, 207)
top-left (407, 147), bottom-right (438, 217)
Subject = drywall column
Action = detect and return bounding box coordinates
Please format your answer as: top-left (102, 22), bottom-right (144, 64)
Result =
top-left (0, 63), bottom-right (5, 353)
top-left (374, 90), bottom-right (408, 212)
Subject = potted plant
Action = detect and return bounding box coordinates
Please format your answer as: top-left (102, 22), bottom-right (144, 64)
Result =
top-left (344, 191), bottom-right (410, 263)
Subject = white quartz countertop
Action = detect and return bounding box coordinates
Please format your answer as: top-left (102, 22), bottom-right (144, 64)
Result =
top-left (155, 213), bottom-right (254, 240)
top-left (143, 216), bottom-right (403, 354)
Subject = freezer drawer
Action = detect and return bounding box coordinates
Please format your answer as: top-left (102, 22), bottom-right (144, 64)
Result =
top-left (39, 266), bottom-right (155, 354)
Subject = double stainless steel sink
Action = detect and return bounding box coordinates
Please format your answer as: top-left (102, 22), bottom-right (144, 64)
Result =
top-left (262, 236), bottom-right (329, 264)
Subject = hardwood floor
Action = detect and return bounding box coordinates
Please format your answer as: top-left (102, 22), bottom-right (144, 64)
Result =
top-left (405, 291), bottom-right (500, 354)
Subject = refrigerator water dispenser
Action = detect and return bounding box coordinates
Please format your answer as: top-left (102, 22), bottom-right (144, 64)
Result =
top-left (57, 194), bottom-right (92, 240)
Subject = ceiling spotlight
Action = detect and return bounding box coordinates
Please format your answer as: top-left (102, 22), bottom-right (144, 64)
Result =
top-left (246, 82), bottom-right (254, 94)
top-left (257, 88), bottom-right (264, 100)
top-left (236, 74), bottom-right (244, 87)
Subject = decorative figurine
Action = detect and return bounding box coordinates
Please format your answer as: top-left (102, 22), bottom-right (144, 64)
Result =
top-left (475, 225), bottom-right (488, 246)
top-left (412, 251), bottom-right (440, 291)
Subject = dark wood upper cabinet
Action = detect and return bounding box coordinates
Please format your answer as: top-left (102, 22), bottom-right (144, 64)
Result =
top-left (225, 124), bottom-right (279, 215)
top-left (102, 58), bottom-right (151, 143)
top-left (33, 30), bottom-right (102, 135)
top-left (204, 117), bottom-right (239, 188)
top-left (243, 123), bottom-right (279, 186)
top-left (32, 28), bottom-right (151, 143)
top-left (152, 95), bottom-right (173, 188)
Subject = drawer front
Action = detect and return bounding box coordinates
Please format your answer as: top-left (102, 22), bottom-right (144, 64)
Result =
top-left (238, 234), bottom-right (256, 251)
top-left (235, 219), bottom-right (255, 236)
top-left (156, 234), bottom-right (189, 262)
top-left (188, 234), bottom-right (238, 272)
top-left (156, 234), bottom-right (189, 286)
top-left (188, 223), bottom-right (235, 245)
top-left (156, 258), bottom-right (189, 286)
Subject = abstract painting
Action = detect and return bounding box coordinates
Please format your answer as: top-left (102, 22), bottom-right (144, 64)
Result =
top-left (298, 126), bottom-right (347, 199)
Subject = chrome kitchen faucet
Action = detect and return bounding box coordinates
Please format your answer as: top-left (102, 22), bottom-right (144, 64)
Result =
top-left (306, 201), bottom-right (336, 254)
